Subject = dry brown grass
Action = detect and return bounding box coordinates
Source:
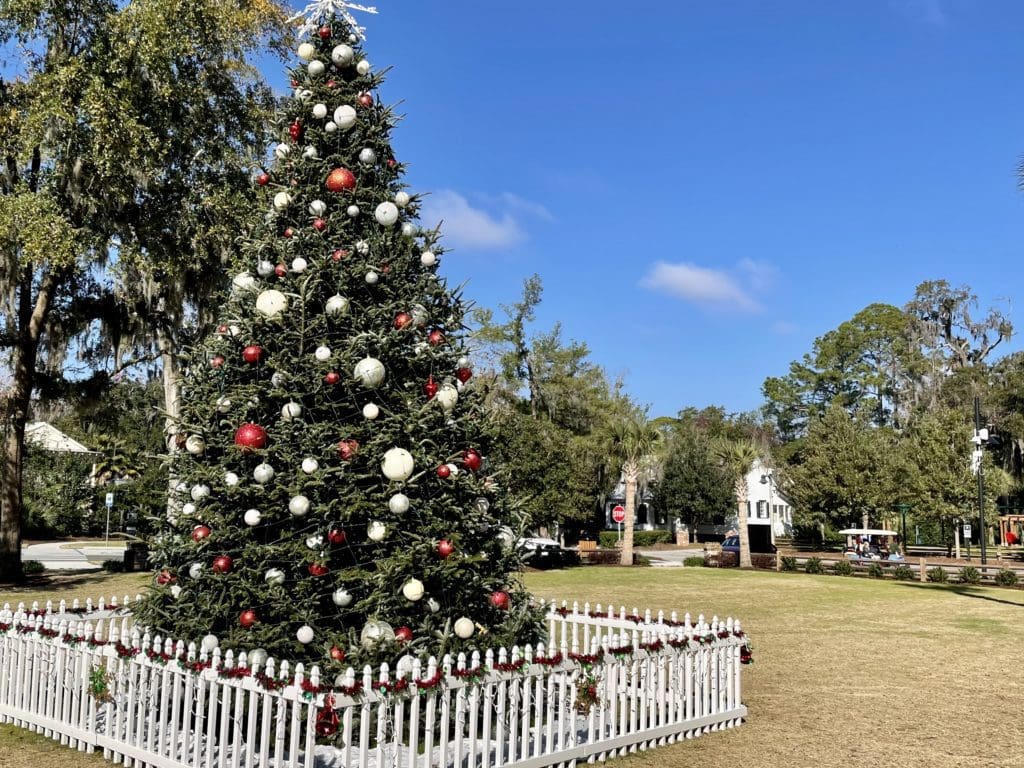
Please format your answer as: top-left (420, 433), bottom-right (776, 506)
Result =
top-left (3, 568), bottom-right (1023, 768)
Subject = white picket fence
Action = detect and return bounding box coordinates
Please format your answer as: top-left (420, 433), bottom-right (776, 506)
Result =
top-left (0, 595), bottom-right (749, 768)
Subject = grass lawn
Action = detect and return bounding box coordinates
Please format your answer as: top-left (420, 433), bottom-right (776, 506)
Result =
top-left (3, 568), bottom-right (1023, 768)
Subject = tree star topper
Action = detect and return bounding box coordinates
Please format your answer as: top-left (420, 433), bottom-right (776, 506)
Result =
top-left (289, 0), bottom-right (379, 40)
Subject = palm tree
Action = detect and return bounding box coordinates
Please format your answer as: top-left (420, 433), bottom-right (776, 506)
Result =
top-left (712, 439), bottom-right (761, 569)
top-left (607, 413), bottom-right (661, 566)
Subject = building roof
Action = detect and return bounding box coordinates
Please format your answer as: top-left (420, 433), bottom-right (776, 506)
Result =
top-left (24, 422), bottom-right (96, 454)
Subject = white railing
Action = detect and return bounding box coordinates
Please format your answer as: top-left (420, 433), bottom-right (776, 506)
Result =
top-left (0, 596), bottom-right (749, 768)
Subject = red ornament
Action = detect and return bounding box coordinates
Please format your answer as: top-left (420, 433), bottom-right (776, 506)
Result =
top-left (234, 423), bottom-right (268, 451)
top-left (327, 527), bottom-right (347, 545)
top-left (156, 569), bottom-right (176, 586)
top-left (217, 324), bottom-right (229, 334)
top-left (275, 263), bottom-right (287, 277)
top-left (427, 329), bottom-right (445, 346)
top-left (242, 345), bottom-right (262, 364)
top-left (326, 167), bottom-right (356, 193)
top-left (357, 92), bottom-right (373, 107)
top-left (308, 563), bottom-right (329, 577)
top-left (394, 626), bottom-right (413, 644)
top-left (489, 590), bottom-right (511, 610)
top-left (289, 120), bottom-right (303, 142)
top-left (337, 438), bottom-right (359, 461)
top-left (462, 449), bottom-right (482, 473)
top-left (387, 158), bottom-right (397, 168)
top-left (332, 248), bottom-right (349, 261)
top-left (329, 645), bottom-right (345, 662)
top-left (324, 371), bottom-right (341, 385)
top-left (326, 79), bottom-right (337, 89)
top-left (290, 78), bottom-right (298, 87)
top-left (283, 227), bottom-right (295, 239)
top-left (256, 172), bottom-right (269, 186)
top-left (212, 555), bottom-right (233, 574)
top-left (191, 525), bottom-right (211, 543)
top-left (394, 312), bottom-right (413, 330)
top-left (210, 354), bottom-right (225, 369)
top-left (316, 697), bottom-right (340, 737)
top-left (436, 539), bottom-right (454, 558)
top-left (240, 609), bottom-right (258, 628)
top-left (456, 367), bottom-right (473, 383)
top-left (312, 217), bottom-right (327, 232)
top-left (436, 464), bottom-right (451, 479)
top-left (424, 377), bottom-right (438, 399)
top-left (318, 25), bottom-right (331, 39)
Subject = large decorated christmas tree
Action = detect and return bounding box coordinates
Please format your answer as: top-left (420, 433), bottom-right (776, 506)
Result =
top-left (139, 1), bottom-right (541, 672)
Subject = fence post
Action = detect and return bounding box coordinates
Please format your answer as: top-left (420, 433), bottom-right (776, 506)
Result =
top-left (919, 557), bottom-right (927, 583)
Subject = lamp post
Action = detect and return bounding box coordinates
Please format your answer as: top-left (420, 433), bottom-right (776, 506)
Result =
top-left (972, 396), bottom-right (988, 565)
top-left (761, 470), bottom-right (775, 545)
top-left (894, 503), bottom-right (910, 555)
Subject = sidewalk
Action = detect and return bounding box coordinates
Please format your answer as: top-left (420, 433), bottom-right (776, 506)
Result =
top-left (22, 541), bottom-right (127, 571)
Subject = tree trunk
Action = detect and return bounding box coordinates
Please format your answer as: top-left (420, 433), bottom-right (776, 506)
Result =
top-left (620, 463), bottom-right (637, 566)
top-left (736, 481), bottom-right (753, 569)
top-left (157, 325), bottom-right (181, 520)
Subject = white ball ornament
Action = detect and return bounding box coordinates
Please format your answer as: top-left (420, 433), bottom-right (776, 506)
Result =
top-left (312, 103), bottom-right (328, 119)
top-left (243, 508), bottom-right (262, 526)
top-left (332, 588), bottom-right (353, 607)
top-left (308, 60), bottom-right (325, 77)
top-left (189, 562), bottom-right (204, 579)
top-left (232, 272), bottom-right (256, 292)
top-left (454, 618), bottom-right (475, 639)
top-left (411, 304), bottom-right (428, 327)
top-left (354, 357), bottom-right (385, 387)
top-left (305, 534), bottom-right (324, 550)
top-left (181, 502), bottom-right (197, 516)
top-left (358, 147), bottom-right (376, 165)
top-left (381, 447), bottom-right (415, 481)
top-left (436, 384), bottom-right (459, 413)
top-left (273, 143), bottom-right (290, 159)
top-left (224, 471), bottom-right (239, 486)
top-left (301, 457), bottom-right (319, 474)
top-left (362, 402), bottom-right (380, 420)
top-left (325, 121), bottom-right (338, 133)
top-left (271, 372), bottom-right (286, 387)
top-left (402, 579), bottom-right (425, 602)
top-left (273, 191), bottom-right (291, 211)
top-left (170, 585), bottom-right (182, 599)
top-left (389, 493), bottom-right (410, 514)
top-left (420, 250), bottom-right (437, 267)
top-left (333, 105), bottom-right (357, 129)
top-left (297, 42), bottom-right (316, 61)
top-left (201, 634), bottom-right (220, 652)
top-left (348, 33), bottom-right (357, 43)
top-left (298, 89), bottom-right (313, 102)
top-left (360, 620), bottom-right (391, 649)
top-left (401, 222), bottom-right (415, 236)
top-left (458, 356), bottom-right (471, 368)
top-left (257, 259), bottom-right (275, 277)
top-left (325, 294), bottom-right (350, 317)
top-left (446, 463), bottom-right (460, 477)
top-left (331, 44), bottom-right (354, 65)
top-left (427, 598), bottom-right (440, 613)
top-left (185, 435), bottom-right (206, 455)
top-left (367, 520), bottom-right (387, 542)
top-left (253, 463), bottom-right (275, 484)
top-left (365, 270), bottom-right (379, 284)
top-left (291, 257), bottom-right (308, 273)
top-left (356, 59), bottom-right (371, 75)
top-left (264, 568), bottom-right (285, 586)
top-left (355, 239), bottom-right (370, 254)
top-left (395, 191), bottom-right (410, 207)
top-left (314, 345), bottom-right (332, 361)
top-left (190, 484), bottom-right (210, 502)
top-left (308, 199), bottom-right (327, 216)
top-left (256, 289), bottom-right (288, 318)
top-left (296, 625), bottom-right (315, 644)
top-left (347, 204), bottom-right (360, 217)
top-left (289, 495), bottom-right (311, 516)
top-left (374, 201), bottom-right (399, 226)
top-left (281, 401), bottom-right (302, 421)
top-left (302, 145), bottom-right (318, 159)
top-left (175, 481), bottom-right (188, 494)
top-left (229, 325), bottom-right (241, 337)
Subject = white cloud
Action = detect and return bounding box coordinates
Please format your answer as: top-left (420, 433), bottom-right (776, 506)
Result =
top-left (640, 261), bottom-right (762, 312)
top-left (737, 258), bottom-right (778, 292)
top-left (419, 190), bottom-right (529, 250)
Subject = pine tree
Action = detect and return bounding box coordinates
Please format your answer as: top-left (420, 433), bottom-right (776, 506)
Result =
top-left (138, 4), bottom-right (541, 672)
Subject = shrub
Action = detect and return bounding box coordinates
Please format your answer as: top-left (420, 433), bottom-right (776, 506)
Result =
top-left (867, 562), bottom-right (885, 579)
top-left (956, 566), bottom-right (981, 585)
top-left (101, 559), bottom-right (126, 573)
top-left (598, 530), bottom-right (672, 549)
top-left (995, 568), bottom-right (1019, 586)
top-left (684, 556), bottom-right (706, 567)
top-left (926, 566), bottom-right (948, 583)
top-left (832, 559), bottom-right (854, 576)
top-left (781, 556), bottom-right (798, 572)
top-left (718, 551), bottom-right (739, 568)
top-left (804, 557), bottom-right (823, 575)
top-left (892, 564), bottom-right (914, 581)
top-left (750, 553), bottom-right (777, 570)
top-left (584, 550), bottom-right (620, 566)
top-left (23, 560), bottom-right (45, 575)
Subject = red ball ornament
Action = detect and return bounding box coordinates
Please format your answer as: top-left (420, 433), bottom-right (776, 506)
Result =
top-left (240, 609), bottom-right (258, 628)
top-left (326, 79), bottom-right (337, 89)
top-left (275, 263), bottom-right (287, 277)
top-left (327, 527), bottom-right (347, 545)
top-left (462, 449), bottom-right (482, 473)
top-left (427, 329), bottom-right (445, 346)
top-left (312, 217), bottom-right (327, 232)
top-left (424, 376), bottom-right (439, 399)
top-left (191, 525), bottom-right (211, 543)
top-left (256, 172), bottom-right (269, 186)
top-left (326, 167), bottom-right (356, 193)
top-left (156, 569), bottom-right (176, 586)
top-left (290, 78), bottom-right (298, 87)
top-left (234, 422), bottom-right (268, 451)
top-left (242, 345), bottom-right (262, 364)
top-left (217, 324), bottom-right (229, 334)
top-left (308, 563), bottom-right (329, 577)
top-left (283, 227), bottom-right (295, 239)
top-left (337, 438), bottom-right (359, 461)
top-left (436, 464), bottom-right (451, 479)
top-left (357, 92), bottom-right (373, 108)
top-left (289, 120), bottom-right (303, 142)
top-left (318, 25), bottom-right (331, 39)
top-left (329, 645), bottom-right (346, 662)
top-left (394, 312), bottom-right (413, 330)
top-left (456, 367), bottom-right (473, 383)
top-left (212, 555), bottom-right (233, 574)
top-left (324, 371), bottom-right (341, 385)
top-left (387, 158), bottom-right (397, 168)
top-left (332, 248), bottom-right (349, 261)
top-left (489, 590), bottom-right (511, 610)
top-left (211, 354), bottom-right (225, 369)
top-left (436, 539), bottom-right (454, 558)
top-left (394, 626), bottom-right (413, 644)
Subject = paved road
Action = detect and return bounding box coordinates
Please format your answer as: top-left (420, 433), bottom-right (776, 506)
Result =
top-left (636, 547), bottom-right (707, 567)
top-left (23, 541), bottom-right (127, 571)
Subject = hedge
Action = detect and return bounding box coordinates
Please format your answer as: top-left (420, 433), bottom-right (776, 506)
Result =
top-left (597, 530), bottom-right (672, 549)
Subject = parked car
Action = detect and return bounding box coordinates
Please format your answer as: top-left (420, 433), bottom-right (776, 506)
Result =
top-left (721, 536), bottom-right (777, 555)
top-left (519, 536), bottom-right (571, 568)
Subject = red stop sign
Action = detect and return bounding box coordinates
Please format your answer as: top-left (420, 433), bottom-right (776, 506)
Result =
top-left (612, 505), bottom-right (626, 524)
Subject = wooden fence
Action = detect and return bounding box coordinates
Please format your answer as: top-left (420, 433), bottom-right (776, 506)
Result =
top-left (0, 597), bottom-right (749, 768)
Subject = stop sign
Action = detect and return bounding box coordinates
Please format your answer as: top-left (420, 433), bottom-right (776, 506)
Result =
top-left (611, 505), bottom-right (626, 524)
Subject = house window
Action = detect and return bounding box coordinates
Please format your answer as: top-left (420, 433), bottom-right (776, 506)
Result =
top-left (756, 500), bottom-right (768, 519)
top-left (637, 503), bottom-right (648, 525)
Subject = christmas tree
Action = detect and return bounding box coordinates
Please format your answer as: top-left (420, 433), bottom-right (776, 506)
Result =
top-left (138, 1), bottom-right (541, 672)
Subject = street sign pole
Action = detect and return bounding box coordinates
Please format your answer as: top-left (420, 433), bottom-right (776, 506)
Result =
top-left (105, 492), bottom-right (114, 546)
top-left (611, 505), bottom-right (626, 544)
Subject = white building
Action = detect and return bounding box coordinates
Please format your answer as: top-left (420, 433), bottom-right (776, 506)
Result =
top-left (693, 458), bottom-right (794, 547)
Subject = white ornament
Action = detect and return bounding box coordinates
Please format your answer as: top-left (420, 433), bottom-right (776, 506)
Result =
top-left (281, 401), bottom-right (302, 420)
top-left (332, 588), bottom-right (353, 607)
top-left (395, 191), bottom-right (410, 207)
top-left (289, 495), bottom-right (311, 516)
top-left (308, 199), bottom-right (327, 216)
top-left (229, 325), bottom-right (241, 337)
top-left (325, 294), bottom-right (350, 316)
top-left (298, 89), bottom-right (313, 101)
top-left (248, 648), bottom-right (268, 668)
top-left (297, 42), bottom-right (316, 61)
top-left (374, 201), bottom-right (399, 226)
top-left (454, 618), bottom-right (475, 639)
top-left (305, 534), bottom-right (324, 550)
top-left (296, 625), bottom-right (315, 644)
top-left (244, 508), bottom-right (262, 526)
top-left (257, 259), bottom-right (275, 277)
top-left (189, 562), bottom-right (204, 579)
top-left (413, 342), bottom-right (428, 356)
top-left (346, 204), bottom-right (360, 217)
top-left (349, 33), bottom-right (358, 43)
top-left (358, 147), bottom-right (376, 164)
top-left (224, 471), bottom-right (239, 486)
top-left (355, 239), bottom-right (370, 254)
top-left (446, 463), bottom-right (459, 477)
top-left (308, 60), bottom-right (325, 77)
top-left (356, 59), bottom-right (371, 75)
top-left (381, 448), bottom-right (415, 481)
top-left (232, 272), bottom-right (256, 292)
top-left (367, 520), bottom-right (387, 541)
top-left (181, 502), bottom-right (197, 516)
top-left (458, 356), bottom-right (470, 368)
top-left (273, 191), bottom-right (292, 210)
top-left (314, 345), bottom-right (332, 361)
top-left (427, 598), bottom-right (440, 613)
top-left (273, 143), bottom-right (290, 159)
top-left (333, 104), bottom-right (357, 129)
top-left (331, 44), bottom-right (354, 66)
top-left (265, 568), bottom-right (285, 586)
top-left (312, 103), bottom-right (328, 119)
top-left (402, 579), bottom-right (425, 602)
top-left (436, 384), bottom-right (459, 413)
top-left (271, 372), bottom-right (286, 387)
top-left (190, 484), bottom-right (210, 502)
top-left (325, 120), bottom-right (338, 133)
top-left (365, 270), bottom-right (379, 284)
top-left (175, 481), bottom-right (188, 494)
top-left (291, 257), bottom-right (308, 273)
top-left (389, 493), bottom-right (410, 514)
top-left (201, 634), bottom-right (220, 652)
top-left (401, 222), bottom-right (415, 236)
top-left (362, 402), bottom-right (380, 420)
top-left (185, 435), bottom-right (206, 455)
top-left (170, 585), bottom-right (182, 599)
top-left (411, 304), bottom-right (428, 327)
top-left (360, 620), bottom-right (391, 649)
top-left (256, 289), bottom-right (288, 318)
top-left (301, 457), bottom-right (320, 474)
top-left (420, 250), bottom-right (436, 267)
top-left (302, 145), bottom-right (318, 159)
top-left (354, 357), bottom-right (385, 387)
top-left (253, 463), bottom-right (275, 484)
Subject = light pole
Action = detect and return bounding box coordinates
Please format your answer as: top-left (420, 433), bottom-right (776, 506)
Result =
top-left (972, 395), bottom-right (988, 565)
top-left (761, 470), bottom-right (775, 545)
